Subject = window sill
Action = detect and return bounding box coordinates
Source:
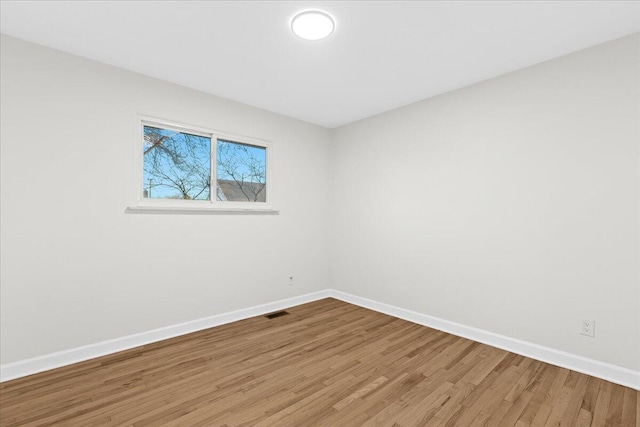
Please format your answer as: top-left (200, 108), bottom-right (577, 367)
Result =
top-left (125, 206), bottom-right (279, 215)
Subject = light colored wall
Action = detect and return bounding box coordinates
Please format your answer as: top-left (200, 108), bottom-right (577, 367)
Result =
top-left (330, 34), bottom-right (640, 371)
top-left (0, 35), bottom-right (331, 364)
top-left (2, 32), bottom-right (639, 373)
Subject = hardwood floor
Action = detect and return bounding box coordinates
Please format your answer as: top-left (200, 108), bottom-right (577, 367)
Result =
top-left (0, 298), bottom-right (637, 426)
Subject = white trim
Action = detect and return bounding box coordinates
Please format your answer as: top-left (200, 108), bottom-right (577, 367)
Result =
top-left (0, 290), bottom-right (330, 383)
top-left (125, 206), bottom-right (279, 215)
top-left (327, 290), bottom-right (640, 391)
top-left (2, 288), bottom-right (638, 390)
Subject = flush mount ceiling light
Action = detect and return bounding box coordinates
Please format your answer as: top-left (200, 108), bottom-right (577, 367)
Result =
top-left (291, 10), bottom-right (335, 41)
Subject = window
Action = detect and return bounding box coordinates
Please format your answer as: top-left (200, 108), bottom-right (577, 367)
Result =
top-left (216, 140), bottom-right (267, 202)
top-left (143, 125), bottom-right (211, 201)
top-left (138, 118), bottom-right (272, 211)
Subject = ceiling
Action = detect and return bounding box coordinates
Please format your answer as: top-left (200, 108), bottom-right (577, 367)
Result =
top-left (1, 1), bottom-right (639, 128)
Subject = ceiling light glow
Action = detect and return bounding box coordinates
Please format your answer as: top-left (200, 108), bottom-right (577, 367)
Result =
top-left (291, 11), bottom-right (335, 41)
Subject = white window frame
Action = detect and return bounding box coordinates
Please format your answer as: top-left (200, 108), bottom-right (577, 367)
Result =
top-left (133, 116), bottom-right (274, 213)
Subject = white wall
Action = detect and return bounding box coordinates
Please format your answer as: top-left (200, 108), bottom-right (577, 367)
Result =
top-left (0, 35), bottom-right (331, 364)
top-left (330, 34), bottom-right (640, 371)
top-left (2, 32), bottom-right (639, 375)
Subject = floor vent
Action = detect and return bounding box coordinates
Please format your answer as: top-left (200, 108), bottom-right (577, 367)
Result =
top-left (265, 310), bottom-right (289, 319)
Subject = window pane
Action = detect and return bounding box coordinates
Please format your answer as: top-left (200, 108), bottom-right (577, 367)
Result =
top-left (143, 125), bottom-right (211, 200)
top-left (216, 139), bottom-right (267, 202)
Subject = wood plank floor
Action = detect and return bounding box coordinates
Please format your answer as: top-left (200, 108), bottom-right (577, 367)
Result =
top-left (0, 298), bottom-right (637, 426)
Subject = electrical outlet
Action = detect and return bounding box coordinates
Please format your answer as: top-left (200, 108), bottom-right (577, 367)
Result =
top-left (580, 320), bottom-right (595, 337)
top-left (288, 275), bottom-right (294, 286)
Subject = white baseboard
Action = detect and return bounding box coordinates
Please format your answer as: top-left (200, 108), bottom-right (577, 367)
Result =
top-left (327, 289), bottom-right (640, 391)
top-left (2, 288), bottom-right (638, 391)
top-left (0, 290), bottom-right (331, 383)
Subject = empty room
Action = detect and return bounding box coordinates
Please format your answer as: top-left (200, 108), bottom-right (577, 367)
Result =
top-left (1, 1), bottom-right (639, 426)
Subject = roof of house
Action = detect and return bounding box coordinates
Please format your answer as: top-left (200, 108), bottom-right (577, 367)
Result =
top-left (217, 179), bottom-right (266, 202)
